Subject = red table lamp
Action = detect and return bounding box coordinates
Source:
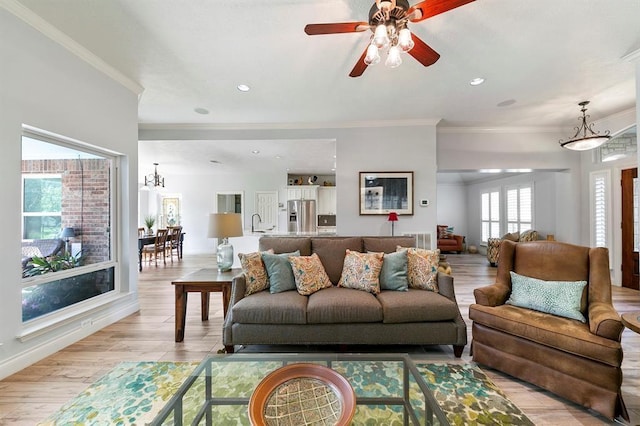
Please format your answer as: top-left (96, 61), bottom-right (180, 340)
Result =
top-left (387, 212), bottom-right (399, 236)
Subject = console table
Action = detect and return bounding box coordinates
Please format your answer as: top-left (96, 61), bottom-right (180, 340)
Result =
top-left (171, 268), bottom-right (241, 342)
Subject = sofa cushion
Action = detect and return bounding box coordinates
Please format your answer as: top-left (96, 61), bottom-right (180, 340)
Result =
top-left (338, 250), bottom-right (384, 294)
top-left (437, 225), bottom-right (450, 239)
top-left (507, 271), bottom-right (587, 322)
top-left (259, 237), bottom-right (312, 256)
top-left (362, 236), bottom-right (415, 254)
top-left (238, 249), bottom-right (274, 296)
top-left (311, 237), bottom-right (363, 284)
top-left (307, 286), bottom-right (383, 324)
top-left (377, 289), bottom-right (460, 323)
top-left (262, 250), bottom-right (300, 294)
top-left (379, 250), bottom-right (409, 291)
top-left (400, 247), bottom-right (440, 292)
top-left (231, 291), bottom-right (308, 324)
top-left (289, 253), bottom-right (333, 296)
top-left (470, 303), bottom-right (622, 367)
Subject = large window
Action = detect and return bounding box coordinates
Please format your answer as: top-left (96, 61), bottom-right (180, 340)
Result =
top-left (21, 129), bottom-right (117, 323)
top-left (506, 185), bottom-right (532, 234)
top-left (481, 190), bottom-right (500, 241)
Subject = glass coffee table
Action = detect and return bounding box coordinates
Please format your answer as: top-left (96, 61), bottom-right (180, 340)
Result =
top-left (151, 353), bottom-right (449, 425)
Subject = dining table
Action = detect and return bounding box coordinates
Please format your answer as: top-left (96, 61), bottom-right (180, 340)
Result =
top-left (138, 232), bottom-right (184, 271)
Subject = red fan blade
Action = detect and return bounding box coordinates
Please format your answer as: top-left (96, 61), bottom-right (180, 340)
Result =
top-left (304, 22), bottom-right (370, 35)
top-left (349, 47), bottom-right (369, 78)
top-left (408, 0), bottom-right (475, 23)
top-left (409, 34), bottom-right (440, 67)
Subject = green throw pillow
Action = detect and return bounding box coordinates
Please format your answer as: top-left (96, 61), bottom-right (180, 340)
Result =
top-left (262, 250), bottom-right (300, 294)
top-left (507, 271), bottom-right (587, 322)
top-left (379, 250), bottom-right (409, 291)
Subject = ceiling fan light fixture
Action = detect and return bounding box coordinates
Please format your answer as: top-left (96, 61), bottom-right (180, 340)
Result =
top-left (364, 44), bottom-right (381, 65)
top-left (373, 24), bottom-right (390, 48)
top-left (559, 101), bottom-right (611, 151)
top-left (397, 28), bottom-right (414, 52)
top-left (385, 45), bottom-right (402, 68)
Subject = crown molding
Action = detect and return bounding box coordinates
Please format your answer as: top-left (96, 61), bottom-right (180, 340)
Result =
top-left (2, 0), bottom-right (144, 95)
top-left (138, 118), bottom-right (442, 131)
top-left (437, 126), bottom-right (564, 134)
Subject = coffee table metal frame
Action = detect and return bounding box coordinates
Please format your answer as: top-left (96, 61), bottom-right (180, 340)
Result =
top-left (151, 353), bottom-right (449, 426)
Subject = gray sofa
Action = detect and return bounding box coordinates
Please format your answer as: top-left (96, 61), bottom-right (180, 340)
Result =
top-left (223, 236), bottom-right (467, 356)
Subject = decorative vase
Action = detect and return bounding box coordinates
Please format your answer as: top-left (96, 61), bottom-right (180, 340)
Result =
top-left (146, 228), bottom-right (154, 236)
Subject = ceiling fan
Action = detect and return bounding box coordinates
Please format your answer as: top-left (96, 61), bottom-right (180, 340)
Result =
top-left (304, 0), bottom-right (475, 77)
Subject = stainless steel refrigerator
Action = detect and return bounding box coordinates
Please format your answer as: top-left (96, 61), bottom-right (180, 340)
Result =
top-left (287, 199), bottom-right (317, 233)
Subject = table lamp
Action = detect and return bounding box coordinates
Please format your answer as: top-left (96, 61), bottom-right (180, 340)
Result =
top-left (208, 213), bottom-right (243, 271)
top-left (61, 227), bottom-right (75, 255)
top-left (387, 212), bottom-right (398, 236)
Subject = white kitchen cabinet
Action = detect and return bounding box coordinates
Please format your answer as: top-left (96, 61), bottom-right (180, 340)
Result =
top-left (317, 186), bottom-right (337, 215)
top-left (287, 185), bottom-right (318, 201)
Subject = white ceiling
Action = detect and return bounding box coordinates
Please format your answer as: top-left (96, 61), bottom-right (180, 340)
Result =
top-left (14, 0), bottom-right (640, 180)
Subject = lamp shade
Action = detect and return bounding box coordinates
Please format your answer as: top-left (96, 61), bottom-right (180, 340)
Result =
top-left (61, 227), bottom-right (75, 238)
top-left (207, 213), bottom-right (243, 238)
top-left (387, 212), bottom-right (399, 222)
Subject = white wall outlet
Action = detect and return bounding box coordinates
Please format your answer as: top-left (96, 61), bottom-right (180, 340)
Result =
top-left (420, 199), bottom-right (430, 207)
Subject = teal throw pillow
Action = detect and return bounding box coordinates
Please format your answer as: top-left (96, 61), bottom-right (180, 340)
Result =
top-left (506, 271), bottom-right (587, 322)
top-left (379, 250), bottom-right (409, 291)
top-left (262, 250), bottom-right (300, 294)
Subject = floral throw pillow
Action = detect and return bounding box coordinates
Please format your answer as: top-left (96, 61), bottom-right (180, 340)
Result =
top-left (398, 247), bottom-right (440, 292)
top-left (338, 250), bottom-right (384, 294)
top-left (239, 249), bottom-right (274, 296)
top-left (288, 253), bottom-right (332, 296)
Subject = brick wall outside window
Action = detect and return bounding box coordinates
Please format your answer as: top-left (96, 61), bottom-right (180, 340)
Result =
top-left (22, 158), bottom-right (111, 265)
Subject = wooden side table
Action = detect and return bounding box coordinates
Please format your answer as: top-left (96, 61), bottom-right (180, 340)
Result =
top-left (621, 312), bottom-right (640, 334)
top-left (171, 268), bottom-right (241, 342)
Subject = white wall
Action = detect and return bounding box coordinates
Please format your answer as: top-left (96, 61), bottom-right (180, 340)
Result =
top-left (139, 123), bottom-right (440, 243)
top-left (436, 183), bottom-right (467, 237)
top-left (436, 128), bottom-right (583, 246)
top-left (0, 9), bottom-right (140, 378)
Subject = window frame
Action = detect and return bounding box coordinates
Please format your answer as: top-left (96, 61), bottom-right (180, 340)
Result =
top-left (590, 170), bottom-right (611, 249)
top-left (21, 173), bottom-right (63, 240)
top-left (20, 126), bottom-right (121, 332)
top-left (481, 189), bottom-right (501, 243)
top-left (505, 183), bottom-right (533, 234)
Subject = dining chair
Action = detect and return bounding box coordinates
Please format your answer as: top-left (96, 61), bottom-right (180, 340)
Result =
top-left (142, 228), bottom-right (169, 266)
top-left (138, 227), bottom-right (145, 238)
top-left (167, 226), bottom-right (182, 262)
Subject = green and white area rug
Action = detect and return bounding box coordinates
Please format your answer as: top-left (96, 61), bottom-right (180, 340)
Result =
top-left (39, 361), bottom-right (533, 425)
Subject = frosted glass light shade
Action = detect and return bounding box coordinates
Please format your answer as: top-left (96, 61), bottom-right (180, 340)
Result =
top-left (398, 28), bottom-right (414, 52)
top-left (385, 45), bottom-right (402, 68)
top-left (364, 44), bottom-right (380, 65)
top-left (373, 24), bottom-right (390, 48)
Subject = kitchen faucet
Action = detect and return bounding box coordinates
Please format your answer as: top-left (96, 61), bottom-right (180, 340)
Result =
top-left (251, 213), bottom-right (262, 233)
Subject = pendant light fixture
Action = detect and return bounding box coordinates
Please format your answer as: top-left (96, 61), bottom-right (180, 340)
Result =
top-left (559, 101), bottom-right (611, 151)
top-left (144, 163), bottom-right (165, 188)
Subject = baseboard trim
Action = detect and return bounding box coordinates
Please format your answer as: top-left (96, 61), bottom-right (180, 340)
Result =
top-left (0, 301), bottom-right (139, 380)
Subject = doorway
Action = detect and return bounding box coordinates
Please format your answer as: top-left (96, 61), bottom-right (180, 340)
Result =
top-left (621, 168), bottom-right (638, 290)
top-left (255, 191), bottom-right (279, 232)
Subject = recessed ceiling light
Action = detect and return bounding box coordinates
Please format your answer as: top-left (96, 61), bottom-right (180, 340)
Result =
top-left (251, 150), bottom-right (260, 154)
top-left (275, 155), bottom-right (281, 159)
top-left (237, 84), bottom-right (250, 92)
top-left (194, 107), bottom-right (210, 114)
top-left (469, 77), bottom-right (485, 86)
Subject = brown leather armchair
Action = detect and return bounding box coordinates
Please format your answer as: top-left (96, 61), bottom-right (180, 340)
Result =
top-left (469, 240), bottom-right (628, 421)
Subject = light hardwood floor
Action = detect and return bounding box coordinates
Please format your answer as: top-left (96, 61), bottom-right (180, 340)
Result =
top-left (1, 253), bottom-right (639, 425)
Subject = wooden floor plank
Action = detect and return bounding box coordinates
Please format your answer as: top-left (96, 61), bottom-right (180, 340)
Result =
top-left (1, 252), bottom-right (639, 425)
